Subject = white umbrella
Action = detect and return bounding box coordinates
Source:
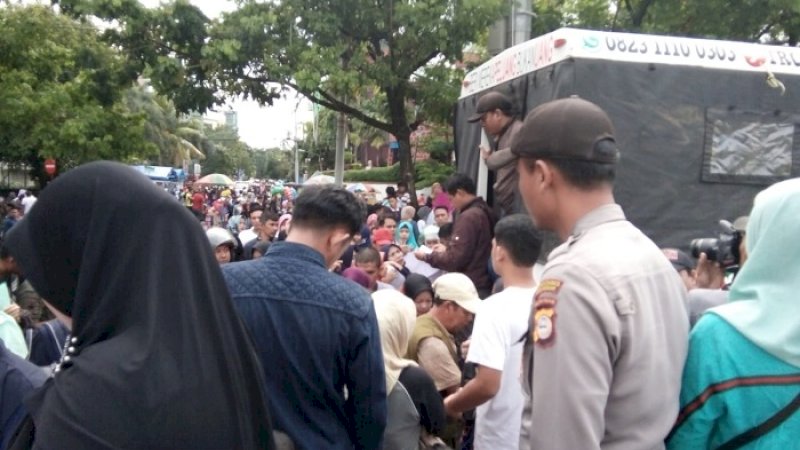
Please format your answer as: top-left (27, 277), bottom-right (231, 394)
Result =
top-left (347, 183), bottom-right (367, 193)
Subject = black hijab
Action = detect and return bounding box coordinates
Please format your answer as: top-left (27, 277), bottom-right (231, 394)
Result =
top-left (5, 162), bottom-right (274, 449)
top-left (403, 273), bottom-right (433, 301)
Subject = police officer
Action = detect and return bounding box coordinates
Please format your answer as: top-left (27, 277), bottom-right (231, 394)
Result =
top-left (511, 97), bottom-right (689, 450)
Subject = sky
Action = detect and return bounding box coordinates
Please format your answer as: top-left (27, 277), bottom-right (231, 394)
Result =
top-left (137, 0), bottom-right (314, 149)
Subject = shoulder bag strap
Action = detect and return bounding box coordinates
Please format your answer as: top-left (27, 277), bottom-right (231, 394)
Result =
top-left (44, 321), bottom-right (61, 351)
top-left (717, 390), bottom-right (800, 450)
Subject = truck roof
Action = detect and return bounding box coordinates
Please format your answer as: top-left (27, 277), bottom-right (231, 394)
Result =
top-left (460, 28), bottom-right (800, 98)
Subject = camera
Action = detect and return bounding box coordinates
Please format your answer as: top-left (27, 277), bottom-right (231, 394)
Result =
top-left (690, 220), bottom-right (743, 268)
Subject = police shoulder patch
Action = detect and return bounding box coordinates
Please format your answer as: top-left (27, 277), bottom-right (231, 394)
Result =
top-left (530, 279), bottom-right (562, 347)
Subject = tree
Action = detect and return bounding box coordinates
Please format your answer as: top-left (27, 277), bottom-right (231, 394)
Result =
top-left (532, 0), bottom-right (800, 45)
top-left (211, 0), bottom-right (506, 203)
top-left (300, 109), bottom-right (337, 172)
top-left (202, 124), bottom-right (256, 178)
top-left (253, 149), bottom-right (293, 181)
top-left (57, 0), bottom-right (507, 204)
top-left (642, 0), bottom-right (800, 45)
top-left (123, 86), bottom-right (207, 167)
top-left (0, 5), bottom-right (154, 186)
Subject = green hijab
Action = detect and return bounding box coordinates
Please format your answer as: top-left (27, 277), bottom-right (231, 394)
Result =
top-left (711, 178), bottom-right (800, 367)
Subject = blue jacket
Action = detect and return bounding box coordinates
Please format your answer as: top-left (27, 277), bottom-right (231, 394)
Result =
top-left (223, 242), bottom-right (386, 450)
top-left (1, 339), bottom-right (47, 450)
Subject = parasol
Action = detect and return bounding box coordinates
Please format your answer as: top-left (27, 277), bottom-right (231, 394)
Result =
top-left (304, 173), bottom-right (336, 186)
top-left (347, 183), bottom-right (367, 193)
top-left (195, 173), bottom-right (235, 187)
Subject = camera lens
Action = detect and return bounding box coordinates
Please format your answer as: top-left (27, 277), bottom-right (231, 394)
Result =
top-left (690, 238), bottom-right (719, 261)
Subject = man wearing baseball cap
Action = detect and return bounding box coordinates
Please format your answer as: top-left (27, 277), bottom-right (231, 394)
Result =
top-left (405, 272), bottom-right (480, 447)
top-left (469, 91), bottom-right (523, 215)
top-left (662, 247), bottom-right (697, 291)
top-left (511, 97), bottom-right (689, 450)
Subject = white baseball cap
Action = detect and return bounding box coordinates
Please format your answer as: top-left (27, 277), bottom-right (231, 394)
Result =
top-left (432, 273), bottom-right (481, 314)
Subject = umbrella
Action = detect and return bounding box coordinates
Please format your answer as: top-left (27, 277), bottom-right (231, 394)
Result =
top-left (195, 173), bottom-right (235, 187)
top-left (304, 173), bottom-right (335, 186)
top-left (347, 183), bottom-right (367, 193)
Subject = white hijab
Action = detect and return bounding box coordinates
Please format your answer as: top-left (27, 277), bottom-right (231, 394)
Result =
top-left (372, 289), bottom-right (418, 393)
top-left (711, 178), bottom-right (800, 367)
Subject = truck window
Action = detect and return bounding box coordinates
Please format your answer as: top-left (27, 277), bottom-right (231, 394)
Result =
top-left (702, 108), bottom-right (797, 184)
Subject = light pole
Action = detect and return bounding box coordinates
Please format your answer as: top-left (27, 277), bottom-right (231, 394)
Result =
top-left (510, 0), bottom-right (537, 46)
top-left (281, 134), bottom-right (304, 184)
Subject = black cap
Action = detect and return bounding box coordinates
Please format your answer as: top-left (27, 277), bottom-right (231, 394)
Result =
top-left (468, 92), bottom-right (514, 122)
top-left (511, 97), bottom-right (619, 164)
top-left (662, 248), bottom-right (695, 272)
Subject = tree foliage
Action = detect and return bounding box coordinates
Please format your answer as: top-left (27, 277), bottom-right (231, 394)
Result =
top-left (57, 0), bottom-right (507, 204)
top-left (58, 0), bottom-right (231, 113)
top-left (643, 0), bottom-right (800, 44)
top-left (253, 149), bottom-right (293, 181)
top-left (202, 124), bottom-right (256, 178)
top-left (0, 5), bottom-right (154, 185)
top-left (533, 0), bottom-right (800, 45)
top-left (123, 87), bottom-right (210, 167)
top-left (123, 85), bottom-right (261, 179)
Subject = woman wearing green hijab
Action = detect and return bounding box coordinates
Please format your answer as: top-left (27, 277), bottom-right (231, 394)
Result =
top-left (667, 179), bottom-right (800, 449)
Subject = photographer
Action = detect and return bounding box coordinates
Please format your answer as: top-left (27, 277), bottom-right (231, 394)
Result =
top-left (661, 248), bottom-right (696, 291)
top-left (687, 216), bottom-right (748, 327)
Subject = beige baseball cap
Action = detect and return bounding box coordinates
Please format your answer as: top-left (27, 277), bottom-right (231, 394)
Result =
top-left (432, 273), bottom-right (481, 314)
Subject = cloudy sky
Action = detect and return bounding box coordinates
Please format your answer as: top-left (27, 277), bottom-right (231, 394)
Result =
top-left (138, 0), bottom-right (313, 149)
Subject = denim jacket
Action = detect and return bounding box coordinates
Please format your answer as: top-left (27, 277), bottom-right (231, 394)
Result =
top-left (223, 241), bottom-right (386, 450)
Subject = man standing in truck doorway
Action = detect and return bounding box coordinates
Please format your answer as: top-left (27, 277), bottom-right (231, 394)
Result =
top-left (469, 91), bottom-right (523, 216)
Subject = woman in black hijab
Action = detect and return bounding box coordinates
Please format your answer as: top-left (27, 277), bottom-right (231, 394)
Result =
top-left (402, 274), bottom-right (435, 317)
top-left (5, 161), bottom-right (275, 450)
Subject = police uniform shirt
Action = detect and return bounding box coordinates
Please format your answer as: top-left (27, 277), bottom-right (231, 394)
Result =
top-left (520, 204), bottom-right (690, 450)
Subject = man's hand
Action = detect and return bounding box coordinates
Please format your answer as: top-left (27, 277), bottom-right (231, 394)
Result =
top-left (329, 260), bottom-right (343, 272)
top-left (479, 145), bottom-right (491, 161)
top-left (3, 304), bottom-right (21, 322)
top-left (414, 250), bottom-right (427, 260)
top-left (694, 252), bottom-right (726, 289)
top-left (443, 389), bottom-right (463, 418)
top-left (381, 262), bottom-right (398, 283)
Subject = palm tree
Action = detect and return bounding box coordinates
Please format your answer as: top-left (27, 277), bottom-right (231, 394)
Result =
top-left (124, 86), bottom-right (206, 167)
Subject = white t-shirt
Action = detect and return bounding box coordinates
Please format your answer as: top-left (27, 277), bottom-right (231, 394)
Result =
top-left (238, 228), bottom-right (257, 245)
top-left (21, 196), bottom-right (37, 214)
top-left (467, 285), bottom-right (535, 450)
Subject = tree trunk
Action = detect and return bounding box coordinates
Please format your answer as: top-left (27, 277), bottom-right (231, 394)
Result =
top-left (387, 88), bottom-right (418, 207)
top-left (396, 132), bottom-right (417, 207)
top-left (627, 0), bottom-right (657, 29)
top-left (334, 110), bottom-right (347, 186)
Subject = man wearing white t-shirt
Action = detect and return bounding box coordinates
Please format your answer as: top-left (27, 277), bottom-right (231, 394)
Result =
top-left (237, 207), bottom-right (263, 245)
top-left (443, 214), bottom-right (542, 450)
top-left (20, 191), bottom-right (37, 215)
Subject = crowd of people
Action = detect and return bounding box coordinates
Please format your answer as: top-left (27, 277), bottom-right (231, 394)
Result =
top-left (0, 94), bottom-right (797, 450)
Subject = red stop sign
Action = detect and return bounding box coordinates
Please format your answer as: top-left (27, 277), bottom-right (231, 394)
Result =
top-left (44, 158), bottom-right (56, 176)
